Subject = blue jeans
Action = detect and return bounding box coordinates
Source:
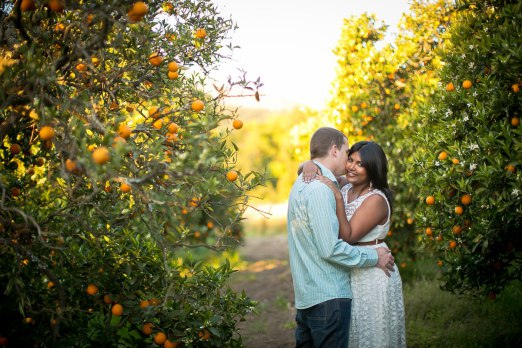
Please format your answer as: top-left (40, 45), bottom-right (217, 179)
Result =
top-left (295, 298), bottom-right (352, 348)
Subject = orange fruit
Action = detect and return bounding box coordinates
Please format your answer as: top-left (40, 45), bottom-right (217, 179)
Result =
top-left (506, 164), bottom-right (516, 173)
top-left (425, 227), bottom-right (433, 236)
top-left (198, 329), bottom-right (211, 341)
top-left (92, 146), bottom-right (110, 165)
top-left (65, 159), bottom-right (77, 172)
top-left (425, 196), bottom-right (435, 205)
top-left (460, 194), bottom-right (472, 205)
top-left (149, 106), bottom-right (161, 119)
top-left (168, 71), bottom-right (179, 80)
top-left (39, 126), bottom-right (55, 141)
top-left (436, 234), bottom-right (443, 242)
top-left (449, 240), bottom-right (457, 249)
top-left (437, 260), bottom-right (443, 267)
top-left (207, 221), bottom-right (214, 229)
top-left (11, 187), bottom-right (21, 197)
top-left (128, 1), bottom-right (148, 22)
top-left (76, 63), bottom-right (87, 72)
top-left (142, 322), bottom-right (154, 335)
top-left (167, 123), bottom-right (179, 134)
top-left (445, 82), bottom-right (455, 92)
top-left (153, 332), bottom-right (167, 345)
top-left (462, 80), bottom-right (472, 89)
top-left (232, 119), bottom-right (243, 129)
top-left (191, 99), bottom-right (204, 112)
top-left (103, 294), bottom-right (112, 304)
top-left (452, 158), bottom-right (459, 165)
top-left (512, 84), bottom-right (520, 93)
top-left (91, 56), bottom-right (100, 66)
top-left (21, 0), bottom-right (36, 11)
top-left (86, 284), bottom-right (98, 295)
top-left (10, 143), bottom-right (21, 155)
top-left (111, 303), bottom-right (123, 316)
top-left (139, 300), bottom-right (150, 308)
top-left (48, 0), bottom-right (65, 12)
top-left (394, 103), bottom-right (400, 110)
top-left (118, 124), bottom-right (132, 139)
top-left (452, 225), bottom-right (462, 234)
top-left (438, 151), bottom-right (448, 161)
top-left (511, 117), bottom-right (520, 127)
top-left (455, 205), bottom-right (464, 215)
top-left (120, 182), bottom-right (131, 193)
top-left (47, 281), bottom-right (55, 289)
top-left (168, 61), bottom-right (179, 72)
top-left (152, 119), bottom-right (163, 129)
top-left (226, 170), bottom-right (238, 182)
top-left (195, 28), bottom-right (207, 39)
top-left (149, 52), bottom-right (164, 66)
top-left (164, 340), bottom-right (179, 348)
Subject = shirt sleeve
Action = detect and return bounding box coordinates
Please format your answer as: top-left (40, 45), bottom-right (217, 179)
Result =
top-left (307, 183), bottom-right (378, 268)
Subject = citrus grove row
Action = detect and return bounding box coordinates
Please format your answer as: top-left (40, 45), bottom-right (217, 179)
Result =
top-left (1, 0), bottom-right (261, 347)
top-left (287, 0), bottom-right (520, 298)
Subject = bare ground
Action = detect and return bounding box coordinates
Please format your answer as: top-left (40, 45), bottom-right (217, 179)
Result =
top-left (229, 234), bottom-right (296, 348)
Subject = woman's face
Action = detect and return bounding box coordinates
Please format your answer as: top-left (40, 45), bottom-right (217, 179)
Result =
top-left (345, 151), bottom-right (369, 185)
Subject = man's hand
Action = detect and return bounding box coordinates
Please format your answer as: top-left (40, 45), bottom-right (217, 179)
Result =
top-left (376, 247), bottom-right (395, 277)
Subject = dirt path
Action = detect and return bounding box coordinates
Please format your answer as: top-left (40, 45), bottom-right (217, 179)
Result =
top-left (229, 234), bottom-right (296, 347)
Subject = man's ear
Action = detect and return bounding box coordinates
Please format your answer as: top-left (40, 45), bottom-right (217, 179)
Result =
top-left (330, 144), bottom-right (339, 157)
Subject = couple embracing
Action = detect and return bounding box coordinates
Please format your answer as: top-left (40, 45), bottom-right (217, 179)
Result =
top-left (287, 127), bottom-right (406, 347)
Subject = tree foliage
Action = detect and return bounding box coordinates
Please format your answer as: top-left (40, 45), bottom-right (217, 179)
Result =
top-left (411, 0), bottom-right (522, 297)
top-left (0, 0), bottom-right (263, 346)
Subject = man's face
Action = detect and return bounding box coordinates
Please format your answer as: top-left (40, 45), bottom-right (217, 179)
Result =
top-left (333, 138), bottom-right (349, 176)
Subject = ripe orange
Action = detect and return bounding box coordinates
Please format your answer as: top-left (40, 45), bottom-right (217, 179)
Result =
top-left (512, 84), bottom-right (520, 93)
top-left (195, 28), bottom-right (207, 39)
top-left (425, 196), bottom-right (435, 205)
top-left (48, 0), bottom-right (64, 12)
top-left (168, 61), bottom-right (179, 72)
top-left (438, 151), bottom-right (448, 161)
top-left (455, 205), bottom-right (464, 215)
top-left (436, 234), bottom-right (443, 242)
top-left (511, 117), bottom-right (520, 127)
top-left (167, 123), bottom-right (179, 134)
top-left (128, 1), bottom-right (148, 22)
top-left (142, 322), bottom-right (154, 335)
top-left (207, 221), bottom-right (214, 229)
top-left (394, 103), bottom-right (400, 110)
top-left (232, 119), bottom-right (243, 129)
top-left (21, 0), bottom-right (36, 11)
top-left (120, 182), bottom-right (132, 193)
top-left (164, 340), bottom-right (179, 348)
top-left (462, 80), bottom-right (472, 89)
top-left (103, 294), bottom-right (112, 304)
top-left (226, 170), bottom-right (238, 182)
top-left (437, 260), bottom-right (443, 267)
top-left (152, 119), bottom-right (163, 129)
top-left (76, 63), bottom-right (87, 72)
top-left (65, 159), bottom-right (77, 172)
top-left (506, 164), bottom-right (516, 173)
top-left (111, 303), bottom-right (123, 316)
top-left (449, 240), bottom-right (457, 249)
top-left (149, 52), bottom-right (164, 66)
top-left (198, 329), bottom-right (211, 341)
top-left (47, 281), bottom-right (55, 289)
top-left (153, 332), bottom-right (167, 345)
top-left (168, 71), bottom-right (179, 80)
top-left (10, 143), bottom-right (21, 155)
top-left (86, 284), bottom-right (98, 295)
top-left (452, 158), bottom-right (460, 165)
top-left (39, 126), bottom-right (55, 141)
top-left (92, 146), bottom-right (110, 165)
top-left (445, 82), bottom-right (455, 92)
top-left (452, 225), bottom-right (463, 234)
top-left (425, 227), bottom-right (433, 236)
top-left (118, 124), bottom-right (132, 139)
top-left (149, 106), bottom-right (161, 119)
top-left (191, 99), bottom-right (204, 112)
top-left (139, 300), bottom-right (150, 308)
top-left (460, 194), bottom-right (472, 205)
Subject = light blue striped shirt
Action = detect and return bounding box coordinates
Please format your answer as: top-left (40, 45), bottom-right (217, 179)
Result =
top-left (287, 161), bottom-right (378, 309)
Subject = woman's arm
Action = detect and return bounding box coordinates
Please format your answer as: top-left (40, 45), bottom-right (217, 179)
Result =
top-left (299, 160), bottom-right (322, 182)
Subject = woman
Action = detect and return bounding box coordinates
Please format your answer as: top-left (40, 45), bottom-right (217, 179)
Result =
top-left (302, 141), bottom-right (406, 347)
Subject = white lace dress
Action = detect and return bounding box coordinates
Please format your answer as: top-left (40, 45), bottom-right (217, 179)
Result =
top-left (341, 184), bottom-right (406, 348)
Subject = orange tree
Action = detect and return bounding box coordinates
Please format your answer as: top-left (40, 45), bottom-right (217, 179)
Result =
top-left (410, 0), bottom-right (522, 297)
top-left (0, 1), bottom-right (263, 347)
top-left (324, 1), bottom-right (454, 271)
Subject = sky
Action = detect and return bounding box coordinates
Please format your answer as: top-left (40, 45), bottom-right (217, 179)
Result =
top-left (211, 0), bottom-right (410, 111)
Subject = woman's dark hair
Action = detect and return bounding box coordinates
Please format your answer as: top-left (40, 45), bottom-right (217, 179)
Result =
top-left (310, 127), bottom-right (346, 159)
top-left (349, 141), bottom-right (393, 213)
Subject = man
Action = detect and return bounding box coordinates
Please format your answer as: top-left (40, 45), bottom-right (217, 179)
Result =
top-left (287, 127), bottom-right (395, 347)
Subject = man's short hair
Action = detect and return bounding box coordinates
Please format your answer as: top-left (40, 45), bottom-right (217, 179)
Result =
top-left (310, 127), bottom-right (346, 159)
